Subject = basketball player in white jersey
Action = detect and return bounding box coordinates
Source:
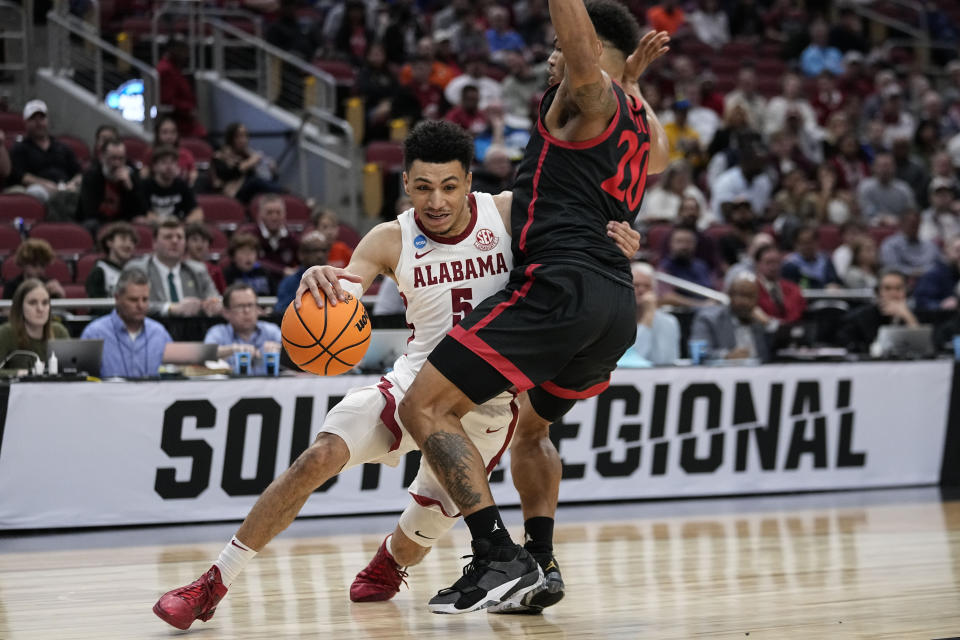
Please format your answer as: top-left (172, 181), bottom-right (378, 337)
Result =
top-left (153, 121), bottom-right (640, 629)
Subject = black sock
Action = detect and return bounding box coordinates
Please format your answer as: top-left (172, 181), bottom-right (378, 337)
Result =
top-left (523, 517), bottom-right (554, 557)
top-left (464, 506), bottom-right (512, 547)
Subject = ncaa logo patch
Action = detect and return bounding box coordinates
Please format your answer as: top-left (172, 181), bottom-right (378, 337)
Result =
top-left (474, 228), bottom-right (499, 251)
top-left (413, 234), bottom-right (427, 249)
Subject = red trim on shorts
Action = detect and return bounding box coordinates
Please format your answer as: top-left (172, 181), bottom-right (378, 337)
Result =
top-left (448, 264), bottom-right (541, 391)
top-left (414, 193), bottom-right (478, 245)
top-left (410, 491), bottom-right (459, 518)
top-left (540, 378), bottom-right (611, 400)
top-left (518, 142), bottom-right (550, 252)
top-left (376, 377), bottom-right (403, 452)
top-left (485, 394), bottom-right (520, 473)
top-left (535, 83), bottom-right (623, 150)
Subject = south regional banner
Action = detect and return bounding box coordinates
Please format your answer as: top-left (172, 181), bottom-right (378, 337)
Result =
top-left (0, 360), bottom-right (951, 529)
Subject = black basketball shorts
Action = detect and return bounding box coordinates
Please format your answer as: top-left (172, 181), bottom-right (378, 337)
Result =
top-left (428, 262), bottom-right (637, 422)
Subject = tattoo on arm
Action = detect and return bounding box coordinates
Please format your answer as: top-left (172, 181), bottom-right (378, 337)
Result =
top-left (571, 79), bottom-right (616, 116)
top-left (421, 432), bottom-right (483, 509)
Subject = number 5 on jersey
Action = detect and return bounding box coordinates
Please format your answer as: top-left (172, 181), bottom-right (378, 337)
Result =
top-left (451, 288), bottom-right (473, 325)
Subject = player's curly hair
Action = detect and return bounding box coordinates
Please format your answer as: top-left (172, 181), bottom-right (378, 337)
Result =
top-left (403, 120), bottom-right (474, 173)
top-left (586, 0), bottom-right (641, 58)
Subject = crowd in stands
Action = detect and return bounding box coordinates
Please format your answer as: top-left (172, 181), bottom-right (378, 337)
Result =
top-left (5, 0), bottom-right (960, 374)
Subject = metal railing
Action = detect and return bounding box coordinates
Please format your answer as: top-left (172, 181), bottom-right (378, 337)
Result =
top-left (207, 18), bottom-right (335, 113)
top-left (0, 0), bottom-right (29, 102)
top-left (150, 1), bottom-right (263, 74)
top-left (46, 10), bottom-right (160, 133)
top-left (297, 106), bottom-right (358, 215)
top-left (656, 272), bottom-right (876, 306)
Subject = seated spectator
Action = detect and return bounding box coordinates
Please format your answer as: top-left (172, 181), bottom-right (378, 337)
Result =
top-left (724, 232), bottom-right (774, 289)
top-left (223, 232), bottom-right (277, 296)
top-left (647, 0), bottom-right (686, 35)
top-left (157, 40), bottom-right (207, 139)
top-left (332, 0), bottom-right (373, 64)
top-left (204, 282), bottom-right (282, 376)
top-left (913, 235), bottom-right (960, 311)
top-left (723, 66), bottom-right (767, 133)
top-left (398, 37), bottom-right (458, 90)
top-left (444, 85), bottom-right (489, 137)
top-left (80, 268), bottom-right (173, 377)
top-left (920, 177), bottom-right (960, 244)
top-left (772, 168), bottom-right (820, 236)
top-left (3, 239), bottom-right (66, 300)
top-left (360, 43), bottom-right (422, 142)
top-left (879, 210), bottom-right (941, 278)
top-left (140, 146), bottom-right (203, 224)
top-left (857, 152), bottom-right (917, 225)
top-left (891, 136), bottom-right (928, 204)
top-left (638, 160), bottom-right (709, 227)
top-left (0, 279), bottom-right (69, 374)
top-left (658, 227), bottom-right (715, 308)
top-left (843, 237), bottom-right (880, 290)
top-left (764, 72), bottom-right (819, 138)
top-left (151, 115), bottom-right (197, 186)
top-left (710, 143), bottom-right (774, 222)
top-left (184, 223), bottom-right (226, 294)
top-left (77, 139), bottom-right (146, 231)
top-left (618, 262), bottom-right (680, 366)
top-left (832, 219), bottom-right (867, 277)
top-left (91, 125), bottom-right (120, 169)
top-left (242, 194), bottom-right (300, 275)
top-left (799, 20), bottom-right (844, 77)
top-left (310, 208), bottom-right (353, 268)
top-left (688, 0), bottom-right (729, 49)
top-left (690, 274), bottom-right (772, 362)
top-left (9, 100), bottom-right (82, 218)
top-left (86, 221), bottom-right (138, 298)
top-left (444, 54), bottom-right (504, 111)
top-left (274, 231), bottom-right (330, 313)
top-left (836, 269), bottom-right (918, 354)
top-left (830, 133), bottom-right (870, 191)
top-left (211, 123), bottom-right (283, 204)
top-left (663, 100), bottom-right (703, 165)
top-left (404, 54), bottom-right (446, 121)
top-left (754, 245), bottom-right (806, 325)
top-left (485, 6), bottom-right (525, 62)
top-left (717, 196), bottom-right (759, 270)
top-left (500, 50), bottom-right (544, 131)
top-left (782, 226), bottom-right (843, 289)
top-left (125, 218), bottom-right (222, 317)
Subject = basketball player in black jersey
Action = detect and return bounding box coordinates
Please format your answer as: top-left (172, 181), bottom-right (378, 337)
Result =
top-left (398, 0), bottom-right (671, 615)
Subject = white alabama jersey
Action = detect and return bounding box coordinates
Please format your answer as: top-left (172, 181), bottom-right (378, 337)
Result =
top-left (389, 192), bottom-right (513, 393)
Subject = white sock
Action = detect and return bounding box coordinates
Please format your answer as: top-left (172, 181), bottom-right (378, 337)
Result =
top-left (214, 537), bottom-right (258, 587)
top-left (386, 534), bottom-right (397, 560)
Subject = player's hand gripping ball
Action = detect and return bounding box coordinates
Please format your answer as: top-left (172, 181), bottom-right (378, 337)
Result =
top-left (282, 291), bottom-right (372, 375)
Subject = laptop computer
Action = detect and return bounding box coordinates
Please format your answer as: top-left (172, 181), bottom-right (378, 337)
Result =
top-left (48, 339), bottom-right (104, 376)
top-left (875, 325), bottom-right (935, 358)
top-left (162, 342), bottom-right (219, 365)
top-left (358, 329), bottom-right (411, 373)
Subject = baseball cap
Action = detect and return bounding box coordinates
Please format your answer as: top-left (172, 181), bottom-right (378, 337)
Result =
top-left (929, 176), bottom-right (955, 193)
top-left (843, 50), bottom-right (864, 65)
top-left (22, 99), bottom-right (47, 120)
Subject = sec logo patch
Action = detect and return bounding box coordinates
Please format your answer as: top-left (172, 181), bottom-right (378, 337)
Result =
top-left (474, 228), bottom-right (499, 251)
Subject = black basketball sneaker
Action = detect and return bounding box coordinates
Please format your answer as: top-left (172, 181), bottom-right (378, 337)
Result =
top-left (487, 552), bottom-right (565, 615)
top-left (428, 539), bottom-right (544, 614)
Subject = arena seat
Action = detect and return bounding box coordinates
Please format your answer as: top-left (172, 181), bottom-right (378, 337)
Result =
top-left (338, 222), bottom-right (361, 249)
top-left (0, 194), bottom-right (45, 226)
top-left (817, 224), bottom-right (842, 252)
top-left (1, 255), bottom-right (72, 283)
top-left (29, 223), bottom-right (95, 258)
top-left (0, 112), bottom-right (25, 137)
top-left (120, 136), bottom-right (151, 167)
top-left (62, 283), bottom-right (88, 299)
top-left (74, 253), bottom-right (102, 284)
top-left (206, 225), bottom-right (228, 258)
top-left (196, 195), bottom-right (247, 230)
top-left (313, 59), bottom-right (356, 89)
top-left (58, 135), bottom-right (92, 169)
top-left (365, 141), bottom-right (405, 172)
top-left (0, 225), bottom-right (22, 258)
top-left (180, 137), bottom-right (213, 166)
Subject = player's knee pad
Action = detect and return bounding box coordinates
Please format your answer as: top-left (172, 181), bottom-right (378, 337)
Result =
top-left (398, 500), bottom-right (458, 548)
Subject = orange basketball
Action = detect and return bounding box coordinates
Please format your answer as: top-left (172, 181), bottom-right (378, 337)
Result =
top-left (281, 291), bottom-right (372, 375)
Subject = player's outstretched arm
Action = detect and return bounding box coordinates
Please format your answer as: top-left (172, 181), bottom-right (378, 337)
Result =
top-left (622, 30), bottom-right (671, 174)
top-left (296, 221), bottom-right (402, 309)
top-left (550, 0), bottom-right (614, 118)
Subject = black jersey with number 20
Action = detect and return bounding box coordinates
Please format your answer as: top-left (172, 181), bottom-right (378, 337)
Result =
top-left (510, 81), bottom-right (651, 287)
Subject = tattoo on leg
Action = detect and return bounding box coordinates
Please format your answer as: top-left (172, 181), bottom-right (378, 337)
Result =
top-left (422, 432), bottom-right (483, 509)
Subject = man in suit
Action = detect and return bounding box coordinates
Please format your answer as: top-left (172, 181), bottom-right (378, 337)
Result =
top-left (125, 217), bottom-right (222, 317)
top-left (754, 244), bottom-right (806, 326)
top-left (690, 273), bottom-right (772, 362)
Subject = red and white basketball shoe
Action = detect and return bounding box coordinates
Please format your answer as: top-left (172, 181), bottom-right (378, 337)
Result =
top-left (350, 537), bottom-right (409, 602)
top-left (153, 565), bottom-right (228, 630)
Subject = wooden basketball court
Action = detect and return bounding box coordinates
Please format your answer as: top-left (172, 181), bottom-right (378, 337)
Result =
top-left (2, 488), bottom-right (959, 639)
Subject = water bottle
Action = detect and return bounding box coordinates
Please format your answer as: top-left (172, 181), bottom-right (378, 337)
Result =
top-left (235, 351), bottom-right (251, 376)
top-left (264, 351), bottom-right (280, 377)
top-left (48, 351), bottom-right (58, 375)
